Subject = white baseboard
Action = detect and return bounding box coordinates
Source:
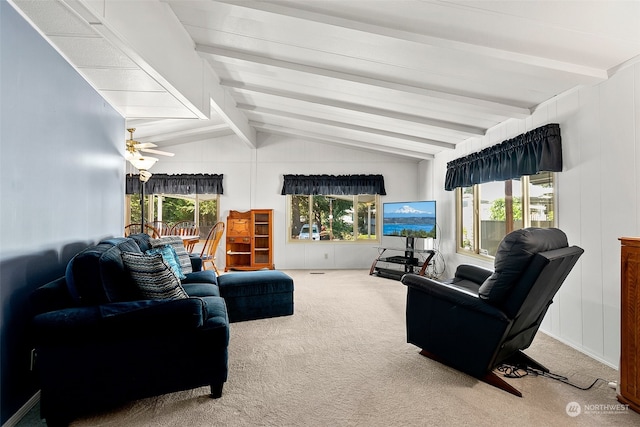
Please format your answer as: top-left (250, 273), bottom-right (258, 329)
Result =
top-left (2, 391), bottom-right (40, 427)
top-left (539, 330), bottom-right (619, 370)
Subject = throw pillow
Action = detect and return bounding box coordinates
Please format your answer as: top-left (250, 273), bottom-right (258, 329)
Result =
top-left (121, 251), bottom-right (188, 300)
top-left (146, 245), bottom-right (186, 280)
top-left (150, 236), bottom-right (193, 274)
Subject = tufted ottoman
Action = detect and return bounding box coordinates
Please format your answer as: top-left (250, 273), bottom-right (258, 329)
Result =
top-left (217, 270), bottom-right (294, 322)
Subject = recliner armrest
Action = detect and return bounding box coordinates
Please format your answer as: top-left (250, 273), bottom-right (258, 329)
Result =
top-left (454, 264), bottom-right (493, 284)
top-left (401, 274), bottom-right (508, 322)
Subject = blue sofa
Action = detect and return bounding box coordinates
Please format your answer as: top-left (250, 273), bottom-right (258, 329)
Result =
top-left (29, 235), bottom-right (229, 426)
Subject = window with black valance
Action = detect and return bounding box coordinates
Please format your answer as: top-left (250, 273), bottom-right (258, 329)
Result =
top-left (125, 173), bottom-right (223, 195)
top-left (444, 123), bottom-right (562, 191)
top-left (281, 174), bottom-right (386, 195)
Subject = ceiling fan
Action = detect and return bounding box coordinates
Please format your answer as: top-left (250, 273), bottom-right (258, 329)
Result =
top-left (125, 128), bottom-right (175, 159)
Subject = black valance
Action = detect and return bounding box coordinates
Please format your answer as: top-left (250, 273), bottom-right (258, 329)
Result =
top-left (281, 174), bottom-right (386, 195)
top-left (126, 173), bottom-right (223, 195)
top-left (444, 123), bottom-right (562, 191)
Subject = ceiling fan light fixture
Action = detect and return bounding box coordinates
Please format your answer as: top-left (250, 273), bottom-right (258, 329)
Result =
top-left (125, 127), bottom-right (175, 158)
top-left (128, 155), bottom-right (158, 171)
top-left (139, 170), bottom-right (153, 182)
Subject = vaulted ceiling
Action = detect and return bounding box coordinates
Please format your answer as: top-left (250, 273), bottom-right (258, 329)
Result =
top-left (11, 0), bottom-right (640, 161)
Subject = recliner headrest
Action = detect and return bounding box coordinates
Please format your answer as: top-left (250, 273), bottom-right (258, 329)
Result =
top-left (478, 228), bottom-right (568, 305)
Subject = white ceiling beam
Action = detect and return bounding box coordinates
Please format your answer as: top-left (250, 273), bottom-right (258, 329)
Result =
top-left (197, 43), bottom-right (530, 120)
top-left (238, 104), bottom-right (456, 150)
top-left (224, 80), bottom-right (483, 137)
top-left (61, 0), bottom-right (208, 118)
top-left (204, 61), bottom-right (256, 148)
top-left (139, 124), bottom-right (235, 145)
top-left (216, 0), bottom-right (609, 81)
top-left (60, 0), bottom-right (256, 147)
top-left (251, 123), bottom-right (434, 161)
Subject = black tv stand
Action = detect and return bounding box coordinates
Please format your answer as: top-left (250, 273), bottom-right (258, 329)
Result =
top-left (369, 237), bottom-right (435, 280)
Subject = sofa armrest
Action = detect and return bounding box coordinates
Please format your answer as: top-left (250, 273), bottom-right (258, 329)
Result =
top-left (190, 254), bottom-right (202, 271)
top-left (32, 298), bottom-right (207, 344)
top-left (30, 277), bottom-right (75, 315)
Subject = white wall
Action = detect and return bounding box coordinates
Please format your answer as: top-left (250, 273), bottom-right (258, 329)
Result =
top-left (150, 132), bottom-right (426, 270)
top-left (432, 62), bottom-right (640, 368)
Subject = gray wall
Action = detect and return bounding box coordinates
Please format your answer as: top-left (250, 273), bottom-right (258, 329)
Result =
top-left (0, 2), bottom-right (124, 422)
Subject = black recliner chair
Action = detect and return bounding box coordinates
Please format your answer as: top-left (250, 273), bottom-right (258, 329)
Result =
top-left (401, 227), bottom-right (583, 396)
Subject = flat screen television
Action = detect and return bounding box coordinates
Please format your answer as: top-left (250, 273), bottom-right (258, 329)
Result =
top-left (382, 200), bottom-right (436, 240)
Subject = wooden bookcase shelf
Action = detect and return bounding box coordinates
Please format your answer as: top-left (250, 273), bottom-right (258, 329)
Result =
top-left (225, 209), bottom-right (274, 271)
top-left (618, 237), bottom-right (640, 414)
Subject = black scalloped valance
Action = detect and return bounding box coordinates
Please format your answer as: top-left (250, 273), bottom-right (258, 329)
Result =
top-left (445, 123), bottom-right (562, 191)
top-left (126, 173), bottom-right (223, 195)
top-left (281, 174), bottom-right (386, 195)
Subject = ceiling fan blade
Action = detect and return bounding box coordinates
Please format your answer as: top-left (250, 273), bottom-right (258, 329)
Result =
top-left (133, 142), bottom-right (157, 149)
top-left (140, 147), bottom-right (175, 157)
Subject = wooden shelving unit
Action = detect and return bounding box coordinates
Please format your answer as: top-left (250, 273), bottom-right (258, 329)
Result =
top-left (618, 237), bottom-right (640, 414)
top-left (225, 209), bottom-right (274, 271)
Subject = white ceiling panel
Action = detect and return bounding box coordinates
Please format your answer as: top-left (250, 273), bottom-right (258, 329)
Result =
top-left (80, 68), bottom-right (166, 92)
top-left (10, 0), bottom-right (640, 160)
top-left (48, 36), bottom-right (139, 69)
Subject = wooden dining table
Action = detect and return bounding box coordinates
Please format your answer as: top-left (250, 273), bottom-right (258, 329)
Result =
top-left (161, 234), bottom-right (200, 252)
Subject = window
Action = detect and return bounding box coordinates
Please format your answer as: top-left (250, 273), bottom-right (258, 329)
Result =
top-left (288, 194), bottom-right (378, 242)
top-left (456, 171), bottom-right (555, 257)
top-left (126, 193), bottom-right (219, 238)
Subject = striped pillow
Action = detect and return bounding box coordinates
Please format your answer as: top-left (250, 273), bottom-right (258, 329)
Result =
top-left (121, 252), bottom-right (188, 300)
top-left (150, 236), bottom-right (193, 274)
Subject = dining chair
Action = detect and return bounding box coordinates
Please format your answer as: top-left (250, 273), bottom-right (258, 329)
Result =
top-left (171, 221), bottom-right (200, 252)
top-left (124, 223), bottom-right (160, 238)
top-left (199, 221), bottom-right (225, 275)
top-left (171, 221), bottom-right (199, 236)
top-left (151, 220), bottom-right (173, 236)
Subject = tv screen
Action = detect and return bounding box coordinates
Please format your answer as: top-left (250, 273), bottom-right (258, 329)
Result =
top-left (382, 200), bottom-right (436, 239)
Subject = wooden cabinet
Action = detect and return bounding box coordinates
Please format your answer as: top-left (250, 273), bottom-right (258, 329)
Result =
top-left (225, 209), bottom-right (274, 271)
top-left (618, 237), bottom-right (640, 414)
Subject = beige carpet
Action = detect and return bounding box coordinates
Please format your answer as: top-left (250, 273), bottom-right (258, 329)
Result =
top-left (30, 270), bottom-right (640, 426)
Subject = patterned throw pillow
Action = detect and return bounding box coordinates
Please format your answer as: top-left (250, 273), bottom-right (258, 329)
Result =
top-left (146, 245), bottom-right (186, 280)
top-left (121, 252), bottom-right (188, 300)
top-left (150, 236), bottom-right (193, 274)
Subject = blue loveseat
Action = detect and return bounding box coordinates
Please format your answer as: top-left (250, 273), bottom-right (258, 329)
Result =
top-left (29, 234), bottom-right (229, 426)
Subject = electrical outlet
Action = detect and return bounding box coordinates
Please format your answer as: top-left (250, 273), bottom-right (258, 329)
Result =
top-left (324, 253), bottom-right (328, 259)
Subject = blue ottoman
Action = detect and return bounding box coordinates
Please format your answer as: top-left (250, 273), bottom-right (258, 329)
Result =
top-left (217, 270), bottom-right (294, 322)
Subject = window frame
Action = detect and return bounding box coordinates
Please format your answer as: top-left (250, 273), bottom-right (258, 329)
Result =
top-left (125, 193), bottom-right (220, 237)
top-left (455, 172), bottom-right (556, 258)
top-left (287, 194), bottom-right (380, 243)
